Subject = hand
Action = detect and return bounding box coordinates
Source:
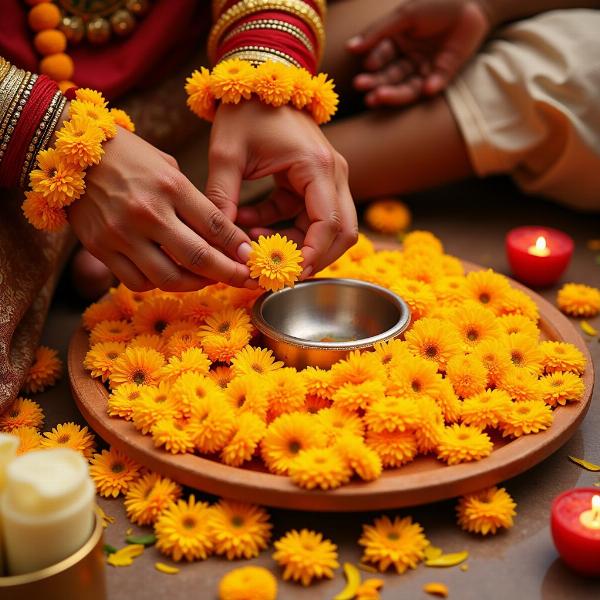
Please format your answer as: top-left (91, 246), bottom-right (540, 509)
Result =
top-left (205, 99), bottom-right (358, 278)
top-left (346, 0), bottom-right (491, 107)
top-left (68, 127), bottom-right (256, 292)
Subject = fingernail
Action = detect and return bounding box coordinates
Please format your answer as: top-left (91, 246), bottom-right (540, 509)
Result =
top-left (347, 35), bottom-right (362, 47)
top-left (301, 266), bottom-right (313, 279)
top-left (237, 242), bottom-right (252, 262)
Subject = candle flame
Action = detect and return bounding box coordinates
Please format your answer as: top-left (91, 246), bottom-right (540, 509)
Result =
top-left (535, 236), bottom-right (547, 251)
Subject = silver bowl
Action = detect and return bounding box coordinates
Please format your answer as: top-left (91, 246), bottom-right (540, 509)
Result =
top-left (252, 278), bottom-right (411, 369)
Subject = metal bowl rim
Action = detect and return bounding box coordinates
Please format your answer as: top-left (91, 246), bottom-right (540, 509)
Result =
top-left (251, 278), bottom-right (412, 350)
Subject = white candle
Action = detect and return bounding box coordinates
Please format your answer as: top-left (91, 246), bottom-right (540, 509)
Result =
top-left (1, 448), bottom-right (95, 575)
top-left (0, 433), bottom-right (19, 576)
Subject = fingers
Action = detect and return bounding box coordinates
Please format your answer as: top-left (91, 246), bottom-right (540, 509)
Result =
top-left (366, 77), bottom-right (425, 107)
top-left (237, 187), bottom-right (303, 228)
top-left (362, 38), bottom-right (396, 72)
top-left (205, 139), bottom-right (245, 221)
top-left (354, 58), bottom-right (416, 92)
top-left (94, 251), bottom-right (154, 293)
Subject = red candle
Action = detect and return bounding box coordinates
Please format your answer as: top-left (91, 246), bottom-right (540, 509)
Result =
top-left (551, 488), bottom-right (600, 576)
top-left (505, 226), bottom-right (574, 287)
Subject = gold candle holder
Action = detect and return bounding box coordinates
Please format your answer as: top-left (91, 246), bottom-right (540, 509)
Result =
top-left (0, 513), bottom-right (106, 600)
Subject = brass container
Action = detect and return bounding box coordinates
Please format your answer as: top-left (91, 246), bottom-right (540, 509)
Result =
top-left (252, 278), bottom-right (411, 369)
top-left (0, 513), bottom-right (106, 600)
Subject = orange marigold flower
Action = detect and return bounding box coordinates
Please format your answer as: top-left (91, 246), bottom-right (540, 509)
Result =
top-left (84, 341), bottom-right (126, 382)
top-left (170, 372), bottom-right (224, 419)
top-left (109, 346), bottom-right (166, 388)
top-left (110, 283), bottom-right (153, 318)
top-left (41, 422), bottom-right (96, 459)
top-left (208, 365), bottom-right (234, 389)
top-left (315, 406), bottom-right (364, 442)
top-left (391, 279), bottom-right (436, 321)
top-left (436, 424), bottom-right (493, 465)
top-left (289, 66), bottom-right (314, 109)
top-left (557, 283), bottom-right (600, 318)
top-left (180, 289), bottom-right (220, 323)
top-left (12, 426), bottom-right (43, 455)
top-left (263, 367), bottom-right (307, 419)
top-left (152, 417), bottom-right (195, 454)
top-left (449, 301), bottom-right (503, 350)
top-left (22, 190), bottom-right (68, 231)
top-left (335, 432), bottom-right (382, 481)
top-left (128, 334), bottom-right (165, 353)
top-left (386, 355), bottom-right (440, 397)
top-left (471, 338), bottom-right (512, 387)
top-left (402, 230), bottom-right (444, 253)
top-left (365, 198), bottom-right (411, 234)
top-left (124, 472), bottom-right (182, 526)
top-left (539, 341), bottom-right (586, 374)
top-left (186, 67), bottom-right (216, 120)
top-left (464, 269), bottom-right (511, 314)
top-left (457, 487), bottom-right (517, 535)
top-left (364, 396), bottom-right (420, 433)
top-left (366, 429), bottom-right (418, 468)
top-left (69, 99), bottom-right (117, 139)
top-left (541, 371), bottom-right (585, 407)
top-left (131, 383), bottom-right (177, 434)
top-left (500, 400), bottom-right (553, 438)
top-left (506, 332), bottom-right (544, 375)
top-left (219, 566), bottom-right (277, 600)
top-left (460, 389), bottom-right (512, 429)
top-left (301, 366), bottom-right (334, 400)
top-left (225, 374), bottom-right (268, 418)
top-left (332, 380), bottom-right (386, 413)
top-left (330, 350), bottom-right (387, 389)
top-left (414, 396), bottom-right (445, 454)
top-left (432, 276), bottom-right (468, 306)
top-left (89, 319), bottom-right (135, 345)
top-left (497, 366), bottom-right (544, 403)
top-left (253, 61), bottom-right (294, 107)
top-left (89, 446), bottom-right (142, 497)
top-left (132, 296), bottom-right (182, 336)
top-left (188, 394), bottom-right (237, 454)
top-left (221, 411), bottom-right (267, 467)
top-left (499, 287), bottom-right (540, 321)
top-left (0, 397), bottom-right (44, 431)
top-left (22, 345), bottom-right (62, 393)
top-left (211, 59), bottom-right (255, 103)
top-left (405, 318), bottom-right (462, 372)
top-left (82, 298), bottom-right (123, 330)
top-left (201, 328), bottom-right (252, 363)
top-left (309, 72), bottom-right (339, 124)
top-left (198, 306), bottom-right (252, 337)
top-left (159, 347), bottom-right (211, 383)
top-left (107, 382), bottom-right (150, 420)
top-left (110, 108), bottom-right (135, 132)
top-left (231, 345), bottom-right (283, 377)
top-left (445, 354), bottom-right (488, 398)
top-left (497, 314), bottom-right (540, 339)
top-left (55, 115), bottom-right (105, 168)
top-left (289, 446), bottom-right (352, 490)
top-left (247, 234), bottom-right (303, 291)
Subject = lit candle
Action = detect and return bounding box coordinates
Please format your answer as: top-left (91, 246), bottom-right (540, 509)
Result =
top-left (505, 226), bottom-right (574, 287)
top-left (0, 433), bottom-right (19, 577)
top-left (551, 488), bottom-right (600, 576)
top-left (1, 448), bottom-right (95, 575)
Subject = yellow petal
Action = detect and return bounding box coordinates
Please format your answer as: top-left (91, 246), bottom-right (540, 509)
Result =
top-left (424, 545), bottom-right (444, 560)
top-left (107, 554), bottom-right (133, 567)
top-left (96, 506), bottom-right (115, 528)
top-left (460, 564), bottom-right (469, 572)
top-left (424, 582), bottom-right (449, 597)
top-left (334, 562), bottom-right (362, 600)
top-left (155, 562), bottom-right (180, 575)
top-left (581, 321), bottom-right (598, 336)
top-left (425, 551), bottom-right (469, 567)
top-left (569, 456), bottom-right (600, 471)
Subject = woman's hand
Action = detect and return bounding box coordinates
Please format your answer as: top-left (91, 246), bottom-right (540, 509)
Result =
top-left (205, 99), bottom-right (358, 278)
top-left (68, 128), bottom-right (256, 292)
top-left (347, 0), bottom-right (490, 107)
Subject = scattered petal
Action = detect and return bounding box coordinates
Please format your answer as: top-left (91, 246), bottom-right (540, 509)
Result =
top-left (424, 582), bottom-right (449, 597)
top-left (334, 562), bottom-right (362, 600)
top-left (581, 321), bottom-right (598, 336)
top-left (155, 562), bottom-right (180, 574)
top-left (569, 456), bottom-right (600, 471)
top-left (425, 551), bottom-right (469, 567)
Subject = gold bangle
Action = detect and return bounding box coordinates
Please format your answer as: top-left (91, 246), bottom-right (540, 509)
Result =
top-left (218, 50), bottom-right (297, 67)
top-left (208, 0), bottom-right (325, 65)
top-left (222, 19), bottom-right (315, 56)
top-left (213, 0), bottom-right (326, 19)
top-left (0, 69), bottom-right (29, 148)
top-left (220, 45), bottom-right (302, 67)
top-left (0, 58), bottom-right (11, 84)
top-left (0, 66), bottom-right (20, 124)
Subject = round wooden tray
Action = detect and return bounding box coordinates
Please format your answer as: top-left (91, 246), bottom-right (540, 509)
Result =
top-left (68, 259), bottom-right (594, 511)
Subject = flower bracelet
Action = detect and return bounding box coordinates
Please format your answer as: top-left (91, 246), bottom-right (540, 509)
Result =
top-left (185, 59), bottom-right (339, 125)
top-left (22, 88), bottom-right (135, 232)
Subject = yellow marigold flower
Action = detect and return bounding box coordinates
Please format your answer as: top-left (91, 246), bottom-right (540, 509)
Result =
top-left (124, 472), bottom-right (182, 526)
top-left (309, 72), bottom-right (339, 124)
top-left (499, 287), bottom-right (540, 321)
top-left (261, 412), bottom-right (326, 475)
top-left (364, 396), bottom-right (420, 433)
top-left (74, 88), bottom-right (107, 106)
top-left (330, 350), bottom-right (387, 389)
top-left (164, 329), bottom-right (201, 358)
top-left (170, 372), bottom-right (225, 419)
top-left (180, 289), bottom-right (221, 323)
top-left (359, 516), bottom-right (428, 574)
top-left (289, 447), bottom-right (352, 490)
top-left (29, 148), bottom-right (85, 207)
top-left (155, 495), bottom-right (214, 562)
top-left (500, 400), bottom-right (553, 438)
top-left (129, 334), bottom-right (165, 353)
top-left (506, 332), bottom-right (543, 375)
top-left (289, 66), bottom-right (314, 109)
top-left (186, 67), bottom-right (216, 121)
top-left (22, 345), bottom-right (62, 393)
top-left (318, 255), bottom-right (361, 279)
top-left (221, 411), bottom-right (266, 467)
top-left (273, 529), bottom-right (339, 586)
top-left (335, 432), bottom-right (383, 481)
top-left (225, 374), bottom-right (268, 418)
top-left (440, 254), bottom-right (465, 277)
top-left (264, 367), bottom-right (307, 419)
top-left (109, 346), bottom-right (165, 388)
top-left (89, 446), bottom-right (141, 497)
top-left (211, 59), bottom-right (255, 104)
top-left (497, 314), bottom-right (540, 339)
top-left (356, 578), bottom-right (385, 600)
top-left (231, 346), bottom-right (283, 377)
top-left (366, 429), bottom-right (417, 468)
top-left (219, 566), bottom-right (277, 600)
top-left (152, 417), bottom-right (195, 454)
top-left (209, 500), bottom-right (272, 560)
top-left (449, 301), bottom-right (504, 350)
top-left (399, 248), bottom-right (445, 285)
top-left (332, 380), bottom-right (386, 413)
top-left (159, 347), bottom-right (211, 383)
top-left (445, 354), bottom-right (488, 398)
top-left (22, 190), bottom-right (68, 231)
top-left (201, 328), bottom-right (251, 364)
top-left (539, 341), bottom-right (586, 374)
top-left (199, 306), bottom-right (252, 338)
top-left (360, 256), bottom-right (398, 288)
top-left (41, 422), bottom-right (96, 459)
top-left (365, 198), bottom-right (411, 234)
top-left (161, 318), bottom-right (198, 340)
top-left (0, 397), bottom-right (44, 432)
top-left (541, 371), bottom-right (585, 407)
top-left (436, 424), bottom-right (493, 465)
top-left (460, 389), bottom-right (512, 429)
top-left (55, 115), bottom-right (105, 168)
top-left (82, 298), bottom-right (123, 330)
top-left (131, 383), bottom-right (177, 434)
top-left (110, 108), bottom-right (135, 132)
top-left (386, 355), bottom-right (440, 397)
top-left (253, 61), bottom-right (294, 107)
top-left (391, 279), bottom-right (436, 320)
top-left (132, 296), bottom-right (182, 335)
top-left (301, 365), bottom-right (334, 400)
top-left (247, 234), bottom-right (303, 291)
top-left (457, 487), bottom-right (517, 535)
top-left (315, 406), bottom-right (364, 442)
top-left (403, 230), bottom-right (443, 253)
top-left (557, 283), bottom-right (600, 318)
top-left (107, 382), bottom-right (150, 420)
top-left (497, 366), bottom-right (544, 402)
top-left (110, 283), bottom-right (153, 318)
top-left (414, 396), bottom-right (445, 453)
top-left (209, 365), bottom-right (234, 389)
top-left (371, 339), bottom-right (412, 375)
top-left (471, 338), bottom-right (512, 387)
top-left (89, 319), bottom-right (135, 345)
top-left (84, 341), bottom-right (126, 382)
top-left (432, 276), bottom-right (468, 306)
top-left (12, 426), bottom-right (42, 455)
top-left (69, 99), bottom-right (117, 139)
top-left (464, 269), bottom-right (511, 314)
top-left (435, 378), bottom-right (462, 423)
top-left (405, 318), bottom-right (462, 372)
top-left (188, 394), bottom-right (237, 454)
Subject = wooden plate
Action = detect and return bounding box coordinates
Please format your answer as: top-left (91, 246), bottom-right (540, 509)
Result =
top-left (68, 259), bottom-right (594, 511)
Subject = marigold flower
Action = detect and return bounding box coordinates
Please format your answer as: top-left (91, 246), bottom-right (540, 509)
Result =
top-left (209, 500), bottom-right (272, 560)
top-left (128, 334), bottom-right (165, 353)
top-left (400, 248), bottom-right (445, 284)
top-left (108, 382), bottom-right (150, 420)
top-left (200, 328), bottom-right (251, 363)
top-left (179, 289), bottom-right (220, 323)
top-left (221, 412), bottom-right (267, 467)
top-left (89, 446), bottom-right (141, 497)
top-left (445, 354), bottom-right (488, 398)
top-left (55, 115), bottom-right (105, 168)
top-left (75, 88), bottom-right (107, 106)
top-left (263, 367), bottom-right (307, 419)
top-left (131, 383), bottom-right (177, 434)
top-left (132, 296), bottom-right (182, 336)
top-left (22, 190), bottom-right (68, 231)
top-left (330, 350), bottom-right (387, 389)
top-left (224, 374), bottom-right (268, 418)
top-left (499, 287), bottom-right (540, 321)
top-left (335, 433), bottom-right (383, 481)
top-left (506, 332), bottom-right (543, 375)
top-left (403, 230), bottom-right (443, 253)
top-left (0, 398), bottom-right (44, 432)
top-left (231, 346), bottom-right (283, 377)
top-left (386, 355), bottom-right (440, 397)
top-left (186, 67), bottom-right (216, 120)
top-left (155, 495), bottom-right (214, 562)
top-left (247, 234), bottom-right (303, 291)
top-left (309, 72), bottom-right (339, 124)
top-left (366, 429), bottom-right (418, 468)
top-left (436, 424), bottom-right (493, 465)
top-left (41, 422), bottom-right (96, 459)
top-left (538, 341), bottom-right (586, 374)
top-left (471, 338), bottom-right (512, 387)
top-left (457, 487), bottom-right (517, 535)
top-left (124, 472), bottom-right (182, 526)
top-left (541, 371), bottom-right (585, 407)
top-left (159, 347), bottom-right (211, 382)
top-left (109, 346), bottom-right (166, 388)
top-left (371, 339), bottom-right (413, 376)
top-left (12, 426), bottom-right (42, 455)
top-left (315, 406), bottom-right (364, 442)
top-left (199, 306), bottom-right (252, 337)
top-left (497, 314), bottom-right (540, 339)
top-left (364, 396), bottom-right (420, 433)
top-left (332, 379), bottom-right (386, 413)
top-left (82, 299), bottom-right (123, 331)
top-left (69, 99), bottom-right (117, 139)
top-left (253, 61), bottom-right (294, 107)
top-left (441, 254), bottom-right (465, 276)
top-left (449, 301), bottom-right (503, 350)
top-left (557, 283), bottom-right (600, 318)
top-left (289, 447), bottom-right (352, 490)
top-left (497, 366), bottom-right (544, 403)
top-left (414, 396), bottom-right (445, 453)
top-left (22, 345), bottom-right (62, 393)
top-left (188, 395), bottom-right (236, 454)
top-left (289, 66), bottom-right (314, 109)
top-left (29, 148), bottom-right (85, 207)
top-left (358, 516), bottom-right (428, 574)
top-left (460, 389), bottom-right (512, 429)
top-left (110, 108), bottom-right (135, 132)
top-left (365, 198), bottom-right (411, 234)
top-left (301, 365), bottom-right (334, 400)
top-left (464, 269), bottom-right (511, 314)
top-left (90, 319), bottom-right (135, 345)
top-left (435, 378), bottom-right (462, 423)
top-left (152, 417), bottom-right (195, 454)
top-left (110, 284), bottom-right (153, 318)
top-left (169, 372), bottom-right (224, 419)
top-left (405, 318), bottom-right (462, 371)
top-left (391, 279), bottom-right (436, 320)
top-left (211, 59), bottom-right (255, 104)
top-left (219, 566), bottom-right (277, 600)
top-left (500, 400), bottom-right (553, 438)
top-left (164, 329), bottom-right (201, 358)
top-left (209, 365), bottom-right (235, 389)
top-left (84, 341), bottom-right (126, 382)
top-left (432, 276), bottom-right (468, 305)
top-left (273, 529), bottom-right (339, 586)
